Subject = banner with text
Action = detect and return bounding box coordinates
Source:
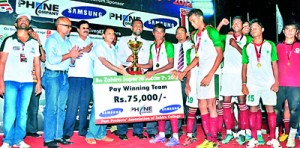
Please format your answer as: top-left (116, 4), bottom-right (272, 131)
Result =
top-left (15, 0), bottom-right (179, 34)
top-left (93, 74), bottom-right (184, 124)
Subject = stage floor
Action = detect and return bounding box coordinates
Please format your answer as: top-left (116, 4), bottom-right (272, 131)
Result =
top-left (4, 124), bottom-right (299, 148)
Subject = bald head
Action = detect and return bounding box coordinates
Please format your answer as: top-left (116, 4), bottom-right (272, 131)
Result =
top-left (55, 16), bottom-right (72, 37)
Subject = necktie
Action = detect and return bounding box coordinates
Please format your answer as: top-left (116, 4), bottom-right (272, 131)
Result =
top-left (177, 44), bottom-right (184, 71)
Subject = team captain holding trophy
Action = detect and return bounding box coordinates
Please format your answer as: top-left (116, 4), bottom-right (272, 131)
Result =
top-left (117, 19), bottom-right (151, 140)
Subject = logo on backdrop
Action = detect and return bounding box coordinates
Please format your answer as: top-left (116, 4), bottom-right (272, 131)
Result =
top-left (144, 18), bottom-right (177, 30)
top-left (99, 108), bottom-right (123, 117)
top-left (62, 6), bottom-right (106, 19)
top-left (18, 0), bottom-right (59, 16)
top-left (109, 12), bottom-right (141, 27)
top-left (0, 0), bottom-right (13, 13)
top-left (131, 105), bottom-right (152, 115)
top-left (159, 104), bottom-right (181, 114)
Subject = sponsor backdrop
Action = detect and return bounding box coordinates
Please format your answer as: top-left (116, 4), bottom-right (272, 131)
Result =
top-left (0, 0), bottom-right (215, 132)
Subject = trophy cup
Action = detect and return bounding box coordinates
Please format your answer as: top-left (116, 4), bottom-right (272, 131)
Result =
top-left (127, 40), bottom-right (143, 75)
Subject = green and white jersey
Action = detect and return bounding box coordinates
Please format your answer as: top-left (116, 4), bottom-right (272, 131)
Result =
top-left (242, 40), bottom-right (278, 89)
top-left (220, 34), bottom-right (252, 73)
top-left (149, 41), bottom-right (174, 74)
top-left (193, 26), bottom-right (222, 76)
top-left (186, 45), bottom-right (197, 87)
top-left (185, 47), bottom-right (198, 107)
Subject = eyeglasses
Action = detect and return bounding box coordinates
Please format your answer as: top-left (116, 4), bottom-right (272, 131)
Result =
top-left (59, 24), bottom-right (72, 29)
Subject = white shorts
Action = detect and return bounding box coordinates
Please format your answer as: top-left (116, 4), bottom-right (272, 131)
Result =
top-left (246, 88), bottom-right (277, 106)
top-left (220, 72), bottom-right (243, 96)
top-left (218, 95), bottom-right (224, 101)
top-left (231, 96), bottom-right (238, 103)
top-left (186, 68), bottom-right (199, 108)
top-left (217, 96), bottom-right (238, 103)
top-left (197, 74), bottom-right (220, 100)
top-left (186, 94), bottom-right (199, 108)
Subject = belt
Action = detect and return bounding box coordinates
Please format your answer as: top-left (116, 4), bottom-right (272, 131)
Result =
top-left (45, 68), bottom-right (68, 74)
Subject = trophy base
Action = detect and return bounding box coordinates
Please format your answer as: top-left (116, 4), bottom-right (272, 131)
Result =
top-left (126, 67), bottom-right (143, 75)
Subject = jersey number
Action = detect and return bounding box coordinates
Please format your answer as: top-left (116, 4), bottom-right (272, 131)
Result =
top-left (188, 97), bottom-right (193, 103)
top-left (247, 95), bottom-right (254, 102)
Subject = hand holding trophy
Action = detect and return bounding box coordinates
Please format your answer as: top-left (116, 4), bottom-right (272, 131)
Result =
top-left (127, 40), bottom-right (143, 75)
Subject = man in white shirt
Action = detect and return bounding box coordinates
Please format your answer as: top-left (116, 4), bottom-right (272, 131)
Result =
top-left (0, 13), bottom-right (42, 148)
top-left (63, 20), bottom-right (94, 142)
top-left (117, 19), bottom-right (150, 140)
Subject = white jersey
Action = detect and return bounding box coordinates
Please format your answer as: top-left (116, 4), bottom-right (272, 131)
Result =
top-left (149, 41), bottom-right (174, 74)
top-left (193, 26), bottom-right (222, 99)
top-left (196, 30), bottom-right (217, 77)
top-left (220, 34), bottom-right (251, 96)
top-left (222, 34), bottom-right (249, 73)
top-left (242, 40), bottom-right (278, 89)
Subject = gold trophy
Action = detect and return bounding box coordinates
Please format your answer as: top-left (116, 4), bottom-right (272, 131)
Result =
top-left (127, 40), bottom-right (143, 75)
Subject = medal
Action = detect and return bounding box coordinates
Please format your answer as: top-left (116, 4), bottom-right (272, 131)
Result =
top-left (257, 63), bottom-right (261, 68)
top-left (155, 41), bottom-right (164, 69)
top-left (254, 42), bottom-right (263, 69)
top-left (195, 29), bottom-right (204, 67)
top-left (285, 41), bottom-right (295, 67)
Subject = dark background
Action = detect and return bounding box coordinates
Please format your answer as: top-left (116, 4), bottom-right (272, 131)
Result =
top-left (215, 0), bottom-right (300, 43)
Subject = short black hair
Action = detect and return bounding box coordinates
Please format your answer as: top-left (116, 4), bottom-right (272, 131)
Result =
top-left (103, 26), bottom-right (115, 34)
top-left (232, 16), bottom-right (244, 24)
top-left (188, 9), bottom-right (203, 18)
top-left (77, 20), bottom-right (89, 29)
top-left (243, 21), bottom-right (249, 25)
top-left (176, 26), bottom-right (187, 33)
top-left (284, 19), bottom-right (299, 30)
top-left (250, 18), bottom-right (264, 28)
top-left (131, 19), bottom-right (143, 27)
top-left (153, 23), bottom-right (165, 33)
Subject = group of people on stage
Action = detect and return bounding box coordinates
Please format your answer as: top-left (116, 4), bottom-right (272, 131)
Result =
top-left (0, 8), bottom-right (300, 148)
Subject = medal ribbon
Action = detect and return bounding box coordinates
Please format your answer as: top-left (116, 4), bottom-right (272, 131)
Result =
top-left (155, 40), bottom-right (164, 66)
top-left (195, 27), bottom-right (205, 53)
top-left (233, 34), bottom-right (243, 42)
top-left (254, 42), bottom-right (263, 63)
top-left (195, 27), bottom-right (205, 67)
top-left (285, 40), bottom-right (295, 65)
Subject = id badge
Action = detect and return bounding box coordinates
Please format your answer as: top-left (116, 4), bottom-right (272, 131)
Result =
top-left (20, 53), bottom-right (27, 62)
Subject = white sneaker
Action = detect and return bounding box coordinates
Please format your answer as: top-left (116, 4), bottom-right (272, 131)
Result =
top-left (13, 141), bottom-right (30, 148)
top-left (266, 139), bottom-right (282, 148)
top-left (286, 128), bottom-right (297, 148)
top-left (0, 143), bottom-right (11, 148)
top-left (246, 138), bottom-right (258, 148)
top-left (286, 136), bottom-right (295, 148)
